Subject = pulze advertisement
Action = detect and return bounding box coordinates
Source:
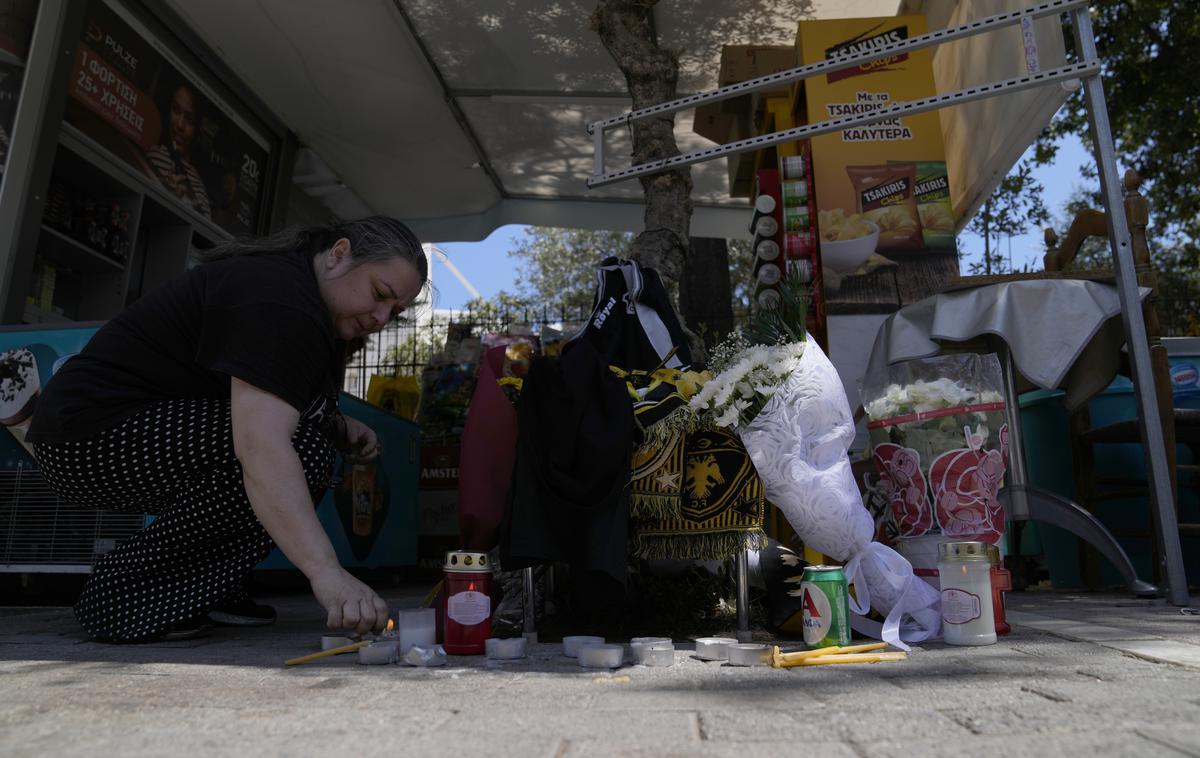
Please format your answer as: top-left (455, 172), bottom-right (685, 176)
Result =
top-left (64, 0), bottom-right (271, 236)
top-left (796, 16), bottom-right (958, 315)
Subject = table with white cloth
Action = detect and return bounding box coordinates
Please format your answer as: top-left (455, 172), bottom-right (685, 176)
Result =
top-left (866, 278), bottom-right (1157, 595)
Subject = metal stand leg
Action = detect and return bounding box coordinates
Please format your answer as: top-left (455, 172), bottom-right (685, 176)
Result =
top-left (522, 566), bottom-right (537, 643)
top-left (1002, 486), bottom-right (1156, 596)
top-left (999, 343), bottom-right (1156, 597)
top-left (544, 563), bottom-right (556, 616)
top-left (1073, 8), bottom-right (1188, 606)
top-left (735, 549), bottom-right (751, 642)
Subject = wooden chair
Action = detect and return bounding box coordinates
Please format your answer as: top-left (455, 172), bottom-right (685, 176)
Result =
top-left (1043, 170), bottom-right (1200, 587)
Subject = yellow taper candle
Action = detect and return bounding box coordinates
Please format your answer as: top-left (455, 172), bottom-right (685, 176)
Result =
top-left (284, 640), bottom-right (369, 666)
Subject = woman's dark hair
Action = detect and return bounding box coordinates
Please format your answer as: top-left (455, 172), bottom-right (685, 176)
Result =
top-left (201, 216), bottom-right (428, 285)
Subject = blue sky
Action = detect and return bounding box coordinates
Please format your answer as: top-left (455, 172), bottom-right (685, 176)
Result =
top-left (957, 133), bottom-right (1095, 272)
top-left (431, 227), bottom-right (530, 310)
top-left (429, 134), bottom-right (1099, 311)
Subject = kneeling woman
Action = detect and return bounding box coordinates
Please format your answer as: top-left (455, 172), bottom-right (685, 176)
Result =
top-left (27, 217), bottom-right (427, 643)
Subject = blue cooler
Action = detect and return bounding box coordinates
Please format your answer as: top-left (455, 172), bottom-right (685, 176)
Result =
top-left (1030, 338), bottom-right (1200, 588)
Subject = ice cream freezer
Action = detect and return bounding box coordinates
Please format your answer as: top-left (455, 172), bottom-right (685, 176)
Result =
top-left (0, 323), bottom-right (419, 573)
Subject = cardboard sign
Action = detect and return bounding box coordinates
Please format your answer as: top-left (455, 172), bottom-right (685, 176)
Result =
top-left (64, 0), bottom-right (272, 235)
top-left (797, 16), bottom-right (958, 314)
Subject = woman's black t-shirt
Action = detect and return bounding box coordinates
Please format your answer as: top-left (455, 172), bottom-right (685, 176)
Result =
top-left (27, 249), bottom-right (342, 443)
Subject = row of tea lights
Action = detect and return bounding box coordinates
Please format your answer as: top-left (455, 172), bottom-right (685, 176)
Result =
top-left (513, 635), bottom-right (771, 668)
top-left (311, 609), bottom-right (773, 669)
top-left (345, 628), bottom-right (772, 669)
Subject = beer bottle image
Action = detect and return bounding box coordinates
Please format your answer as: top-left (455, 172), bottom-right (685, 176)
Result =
top-left (351, 464), bottom-right (374, 537)
top-left (334, 458), bottom-right (390, 561)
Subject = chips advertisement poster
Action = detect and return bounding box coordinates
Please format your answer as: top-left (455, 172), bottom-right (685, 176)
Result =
top-left (63, 0), bottom-right (272, 236)
top-left (797, 16), bottom-right (958, 314)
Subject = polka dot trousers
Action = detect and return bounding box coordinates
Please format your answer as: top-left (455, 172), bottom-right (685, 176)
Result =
top-left (33, 399), bottom-right (335, 643)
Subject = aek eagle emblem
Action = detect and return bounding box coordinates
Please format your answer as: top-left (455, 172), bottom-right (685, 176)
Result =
top-left (686, 454), bottom-right (724, 499)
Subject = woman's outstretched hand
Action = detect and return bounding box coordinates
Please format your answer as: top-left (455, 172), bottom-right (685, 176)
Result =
top-left (341, 416), bottom-right (381, 463)
top-left (309, 565), bottom-right (390, 634)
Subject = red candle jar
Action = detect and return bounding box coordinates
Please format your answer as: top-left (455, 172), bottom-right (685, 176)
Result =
top-left (987, 545), bottom-right (1012, 636)
top-left (442, 551), bottom-right (493, 654)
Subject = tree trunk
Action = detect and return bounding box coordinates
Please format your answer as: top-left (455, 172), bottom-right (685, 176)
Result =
top-left (680, 236), bottom-right (734, 349)
top-left (591, 0), bottom-right (703, 360)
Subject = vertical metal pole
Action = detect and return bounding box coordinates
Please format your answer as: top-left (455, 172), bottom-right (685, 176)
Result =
top-left (0, 0), bottom-right (85, 324)
top-left (522, 566), bottom-right (537, 642)
top-left (735, 549), bottom-right (751, 642)
top-left (998, 344), bottom-right (1031, 520)
top-left (543, 563), bottom-right (555, 615)
top-left (1071, 8), bottom-right (1187, 606)
top-left (592, 122), bottom-right (605, 183)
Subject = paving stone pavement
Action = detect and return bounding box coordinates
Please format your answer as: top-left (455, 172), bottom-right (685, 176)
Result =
top-left (1, 588), bottom-right (1198, 757)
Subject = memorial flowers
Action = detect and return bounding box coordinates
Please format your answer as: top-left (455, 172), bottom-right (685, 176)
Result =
top-left (860, 354), bottom-right (1011, 546)
top-left (690, 281), bottom-right (941, 649)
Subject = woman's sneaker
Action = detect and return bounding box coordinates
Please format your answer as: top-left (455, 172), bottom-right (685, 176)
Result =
top-left (161, 617), bottom-right (214, 641)
top-left (209, 599), bottom-right (277, 627)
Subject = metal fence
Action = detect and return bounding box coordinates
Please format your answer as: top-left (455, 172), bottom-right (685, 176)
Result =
top-left (342, 304), bottom-right (593, 400)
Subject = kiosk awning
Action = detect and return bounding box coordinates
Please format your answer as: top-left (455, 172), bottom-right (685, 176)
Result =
top-left (163, 0), bottom-right (1066, 242)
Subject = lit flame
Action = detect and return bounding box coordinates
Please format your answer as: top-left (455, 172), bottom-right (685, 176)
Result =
top-left (386, 618), bottom-right (394, 632)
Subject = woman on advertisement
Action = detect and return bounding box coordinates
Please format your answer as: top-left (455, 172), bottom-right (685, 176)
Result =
top-left (26, 217), bottom-right (427, 643)
top-left (145, 81), bottom-right (212, 218)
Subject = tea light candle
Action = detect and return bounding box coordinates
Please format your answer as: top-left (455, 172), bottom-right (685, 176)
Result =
top-left (402, 644), bottom-right (447, 667)
top-left (637, 643), bottom-right (675, 667)
top-left (727, 643), bottom-right (771, 667)
top-left (578, 644), bottom-right (624, 669)
top-left (358, 641), bottom-right (398, 665)
top-left (694, 637), bottom-right (737, 661)
top-left (629, 637), bottom-right (671, 665)
top-left (485, 637), bottom-right (527, 660)
top-left (397, 608), bottom-right (437, 654)
top-left (321, 635), bottom-right (355, 651)
top-left (562, 635), bottom-right (605, 658)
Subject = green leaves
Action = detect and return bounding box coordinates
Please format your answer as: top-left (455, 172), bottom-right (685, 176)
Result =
top-left (743, 275), bottom-right (809, 347)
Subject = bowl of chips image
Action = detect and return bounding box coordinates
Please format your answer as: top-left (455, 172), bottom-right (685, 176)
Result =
top-left (817, 209), bottom-right (879, 273)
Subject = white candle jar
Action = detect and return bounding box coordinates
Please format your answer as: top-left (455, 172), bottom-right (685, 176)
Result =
top-left (397, 608), bottom-right (437, 654)
top-left (937, 541), bottom-right (997, 646)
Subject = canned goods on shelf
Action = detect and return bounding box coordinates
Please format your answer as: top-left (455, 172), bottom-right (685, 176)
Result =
top-left (755, 238), bottom-right (781, 261)
top-left (780, 155), bottom-right (807, 180)
top-left (786, 231), bottom-right (816, 259)
top-left (788, 258), bottom-right (813, 282)
top-left (754, 215), bottom-right (779, 237)
top-left (782, 180), bottom-right (809, 207)
top-left (756, 263), bottom-right (781, 286)
top-left (783, 206), bottom-right (810, 233)
top-left (756, 287), bottom-right (781, 310)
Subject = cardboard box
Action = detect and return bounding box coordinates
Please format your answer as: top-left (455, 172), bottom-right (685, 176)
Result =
top-left (694, 45), bottom-right (795, 144)
top-left (692, 105), bottom-right (733, 144)
top-left (719, 45), bottom-right (797, 96)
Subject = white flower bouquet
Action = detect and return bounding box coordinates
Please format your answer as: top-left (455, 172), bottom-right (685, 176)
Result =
top-left (860, 354), bottom-right (1010, 546)
top-left (689, 338), bottom-right (805, 429)
top-left (691, 307), bottom-right (940, 648)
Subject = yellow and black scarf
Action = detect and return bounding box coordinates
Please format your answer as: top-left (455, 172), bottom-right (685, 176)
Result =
top-left (630, 427), bottom-right (766, 561)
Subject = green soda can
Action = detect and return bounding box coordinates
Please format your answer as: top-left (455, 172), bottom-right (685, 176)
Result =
top-left (800, 565), bottom-right (852, 648)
